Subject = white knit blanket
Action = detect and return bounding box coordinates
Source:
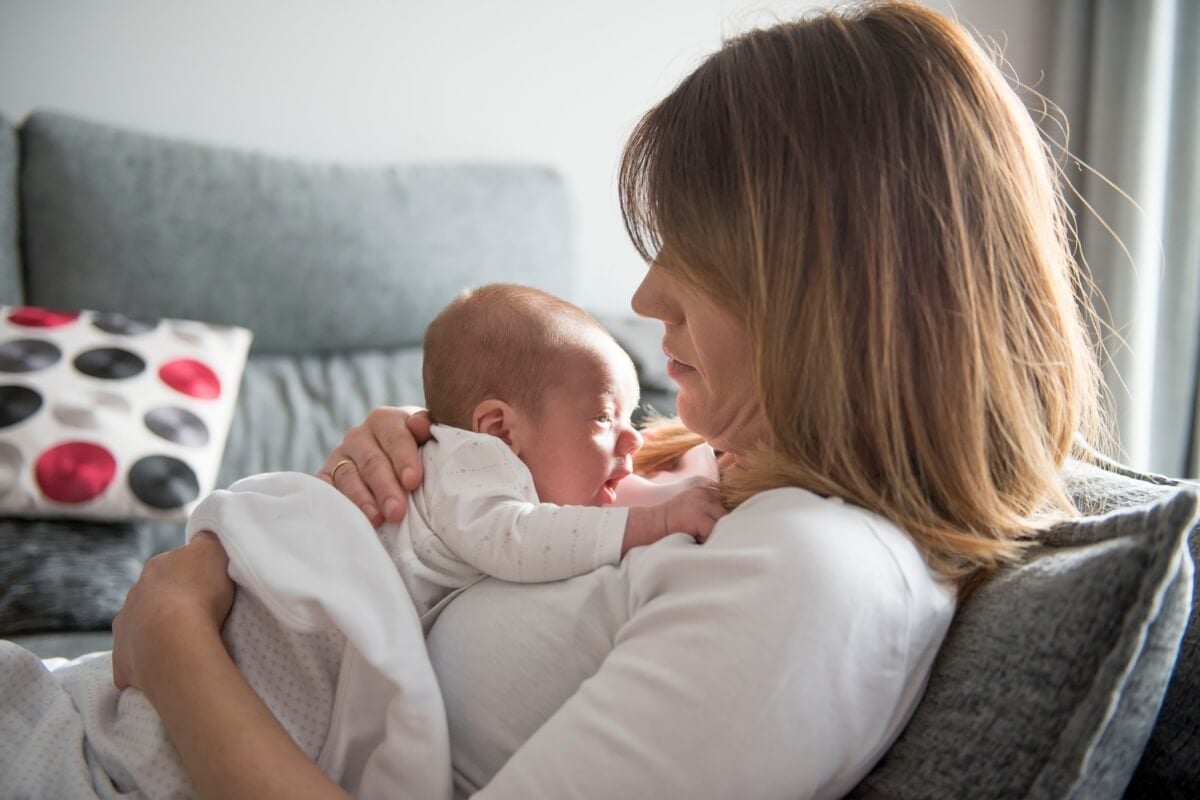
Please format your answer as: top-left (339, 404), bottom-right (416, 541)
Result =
top-left (0, 473), bottom-right (452, 800)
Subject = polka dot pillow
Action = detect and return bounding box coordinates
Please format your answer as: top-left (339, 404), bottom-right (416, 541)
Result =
top-left (0, 306), bottom-right (251, 521)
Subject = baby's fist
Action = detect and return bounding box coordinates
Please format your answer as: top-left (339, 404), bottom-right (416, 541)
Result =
top-left (663, 483), bottom-right (727, 543)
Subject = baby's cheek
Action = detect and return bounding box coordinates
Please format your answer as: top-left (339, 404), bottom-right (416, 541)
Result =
top-left (531, 464), bottom-right (583, 505)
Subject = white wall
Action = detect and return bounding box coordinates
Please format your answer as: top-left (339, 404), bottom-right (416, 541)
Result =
top-left (0, 0), bottom-right (1052, 314)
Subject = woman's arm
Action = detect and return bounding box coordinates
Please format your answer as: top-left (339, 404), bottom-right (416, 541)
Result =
top-left (111, 407), bottom-right (434, 797)
top-left (112, 534), bottom-right (350, 800)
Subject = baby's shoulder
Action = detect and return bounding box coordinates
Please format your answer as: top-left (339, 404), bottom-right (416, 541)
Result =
top-left (424, 424), bottom-right (534, 496)
top-left (427, 424), bottom-right (512, 462)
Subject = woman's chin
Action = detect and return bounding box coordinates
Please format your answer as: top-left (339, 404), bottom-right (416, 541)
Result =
top-left (673, 395), bottom-right (708, 438)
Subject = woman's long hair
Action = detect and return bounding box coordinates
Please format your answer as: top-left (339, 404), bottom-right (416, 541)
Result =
top-left (622, 1), bottom-right (1105, 591)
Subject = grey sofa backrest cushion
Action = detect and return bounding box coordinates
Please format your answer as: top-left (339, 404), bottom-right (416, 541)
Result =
top-left (18, 111), bottom-right (573, 354)
top-left (0, 114), bottom-right (20, 305)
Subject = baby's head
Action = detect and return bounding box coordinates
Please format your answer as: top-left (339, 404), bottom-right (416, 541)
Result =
top-left (423, 284), bottom-right (643, 506)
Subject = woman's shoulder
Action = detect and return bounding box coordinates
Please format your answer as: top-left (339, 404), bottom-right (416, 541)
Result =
top-left (629, 485), bottom-right (954, 622)
top-left (724, 487), bottom-right (927, 575)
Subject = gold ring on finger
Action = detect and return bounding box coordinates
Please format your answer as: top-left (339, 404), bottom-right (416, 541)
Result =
top-left (330, 458), bottom-right (355, 482)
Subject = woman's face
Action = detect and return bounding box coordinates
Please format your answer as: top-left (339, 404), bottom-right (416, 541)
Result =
top-left (631, 261), bottom-right (766, 455)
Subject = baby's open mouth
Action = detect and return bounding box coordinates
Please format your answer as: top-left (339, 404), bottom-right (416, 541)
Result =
top-left (600, 476), bottom-right (623, 504)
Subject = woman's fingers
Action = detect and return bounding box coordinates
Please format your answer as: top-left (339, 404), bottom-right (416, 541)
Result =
top-left (112, 532), bottom-right (234, 694)
top-left (318, 444), bottom-right (384, 524)
top-left (334, 450), bottom-right (390, 526)
top-left (318, 406), bottom-right (431, 524)
top-left (403, 410), bottom-right (433, 486)
top-left (379, 407), bottom-right (430, 491)
top-left (352, 411), bottom-right (411, 521)
top-left (362, 406), bottom-right (430, 520)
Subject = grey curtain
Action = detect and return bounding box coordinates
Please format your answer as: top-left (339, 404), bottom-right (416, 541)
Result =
top-left (1047, 0), bottom-right (1200, 477)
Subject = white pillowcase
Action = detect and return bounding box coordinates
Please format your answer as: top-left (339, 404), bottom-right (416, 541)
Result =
top-left (0, 306), bottom-right (251, 521)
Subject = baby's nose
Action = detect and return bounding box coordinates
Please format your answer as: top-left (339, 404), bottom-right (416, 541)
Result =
top-left (618, 426), bottom-right (644, 456)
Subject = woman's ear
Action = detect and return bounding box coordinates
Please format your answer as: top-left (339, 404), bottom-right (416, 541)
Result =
top-left (471, 399), bottom-right (522, 453)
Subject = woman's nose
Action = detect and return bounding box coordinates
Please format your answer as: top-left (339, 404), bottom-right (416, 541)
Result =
top-left (632, 261), bottom-right (683, 324)
top-left (631, 273), bottom-right (655, 319)
top-left (631, 263), bottom-right (667, 320)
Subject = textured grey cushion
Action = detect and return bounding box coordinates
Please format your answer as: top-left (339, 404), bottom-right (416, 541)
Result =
top-left (0, 114), bottom-right (20, 305)
top-left (0, 517), bottom-right (170, 636)
top-left (1061, 458), bottom-right (1200, 799)
top-left (849, 480), bottom-right (1196, 800)
top-left (1128, 567), bottom-right (1200, 800)
top-left (18, 111), bottom-right (573, 354)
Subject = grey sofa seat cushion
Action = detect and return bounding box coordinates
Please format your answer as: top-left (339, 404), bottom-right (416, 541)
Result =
top-left (0, 114), bottom-right (20, 305)
top-left (18, 111), bottom-right (573, 354)
top-left (849, 473), bottom-right (1196, 800)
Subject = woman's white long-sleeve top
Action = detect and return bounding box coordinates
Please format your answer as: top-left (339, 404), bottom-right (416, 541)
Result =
top-left (427, 485), bottom-right (957, 800)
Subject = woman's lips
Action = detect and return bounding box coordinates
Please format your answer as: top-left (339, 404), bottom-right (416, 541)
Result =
top-left (664, 346), bottom-right (696, 380)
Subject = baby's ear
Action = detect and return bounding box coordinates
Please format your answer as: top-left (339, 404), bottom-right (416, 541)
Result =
top-left (472, 399), bottom-right (519, 451)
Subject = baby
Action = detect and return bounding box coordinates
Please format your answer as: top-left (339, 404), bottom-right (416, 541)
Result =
top-left (387, 282), bottom-right (725, 617)
top-left (0, 283), bottom-right (724, 799)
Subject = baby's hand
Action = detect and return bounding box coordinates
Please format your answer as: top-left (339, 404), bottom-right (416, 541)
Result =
top-left (663, 484), bottom-right (727, 543)
top-left (621, 482), bottom-right (727, 556)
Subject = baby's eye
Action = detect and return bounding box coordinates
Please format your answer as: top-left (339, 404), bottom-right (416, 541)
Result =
top-left (594, 412), bottom-right (614, 425)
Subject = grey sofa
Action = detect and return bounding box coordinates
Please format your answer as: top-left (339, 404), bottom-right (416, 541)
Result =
top-left (0, 111), bottom-right (1195, 799)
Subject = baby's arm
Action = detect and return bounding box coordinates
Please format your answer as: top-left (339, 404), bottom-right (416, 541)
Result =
top-left (622, 482), bottom-right (727, 555)
top-left (430, 433), bottom-right (725, 583)
top-left (432, 492), bottom-right (629, 583)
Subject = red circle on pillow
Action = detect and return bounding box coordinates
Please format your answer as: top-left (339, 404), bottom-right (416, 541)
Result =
top-left (8, 307), bottom-right (80, 327)
top-left (159, 359), bottom-right (221, 399)
top-left (34, 441), bottom-right (117, 503)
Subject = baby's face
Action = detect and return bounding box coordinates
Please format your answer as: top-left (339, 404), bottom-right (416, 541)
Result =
top-left (519, 342), bottom-right (643, 506)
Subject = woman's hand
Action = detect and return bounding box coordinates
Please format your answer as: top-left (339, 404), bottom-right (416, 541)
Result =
top-left (318, 405), bottom-right (433, 526)
top-left (111, 532), bottom-right (234, 698)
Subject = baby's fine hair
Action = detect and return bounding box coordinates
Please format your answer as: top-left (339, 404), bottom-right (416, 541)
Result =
top-left (422, 283), bottom-right (615, 430)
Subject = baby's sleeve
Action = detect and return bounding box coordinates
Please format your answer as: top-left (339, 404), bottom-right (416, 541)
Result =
top-left (427, 431), bottom-right (627, 583)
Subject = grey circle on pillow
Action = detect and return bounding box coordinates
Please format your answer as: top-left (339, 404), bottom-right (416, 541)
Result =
top-left (167, 320), bottom-right (213, 347)
top-left (0, 339), bottom-right (61, 372)
top-left (144, 406), bottom-right (210, 447)
top-left (0, 441), bottom-right (23, 490)
top-left (92, 312), bottom-right (159, 336)
top-left (52, 389), bottom-right (133, 430)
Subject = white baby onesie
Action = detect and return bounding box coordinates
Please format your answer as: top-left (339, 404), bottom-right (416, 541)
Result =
top-left (383, 424), bottom-right (630, 617)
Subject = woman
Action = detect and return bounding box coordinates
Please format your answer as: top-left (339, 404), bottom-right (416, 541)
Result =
top-left (112, 2), bottom-right (1102, 797)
